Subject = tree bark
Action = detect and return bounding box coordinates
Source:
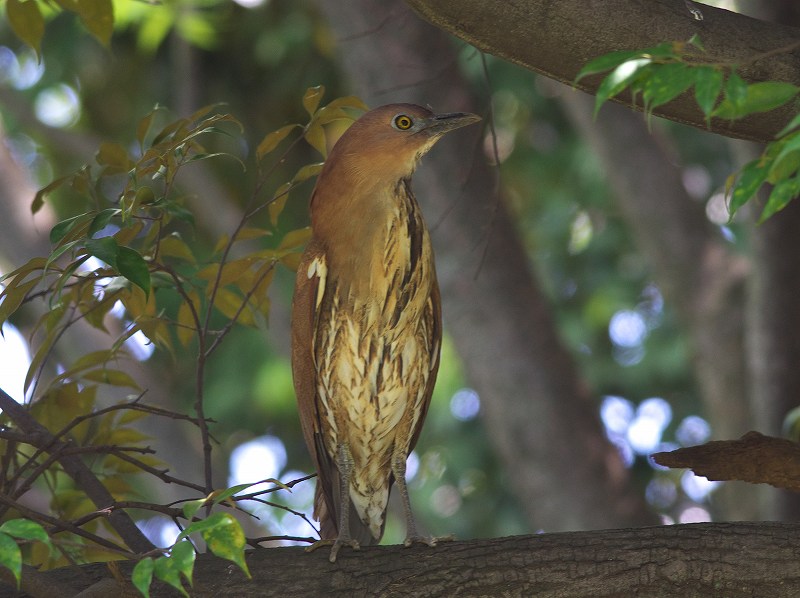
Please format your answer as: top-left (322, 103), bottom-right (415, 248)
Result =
top-left (405, 0), bottom-right (800, 143)
top-left (8, 522), bottom-right (800, 597)
top-left (314, 0), bottom-right (654, 530)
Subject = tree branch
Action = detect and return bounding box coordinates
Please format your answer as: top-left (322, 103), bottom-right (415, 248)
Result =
top-left (405, 0), bottom-right (800, 142)
top-left (11, 523), bottom-right (800, 597)
top-left (0, 388), bottom-right (155, 554)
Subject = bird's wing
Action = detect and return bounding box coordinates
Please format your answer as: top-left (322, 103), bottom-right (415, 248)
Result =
top-left (290, 239), bottom-right (337, 537)
top-left (408, 277), bottom-right (443, 452)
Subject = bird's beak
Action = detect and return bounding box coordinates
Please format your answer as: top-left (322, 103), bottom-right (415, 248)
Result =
top-left (423, 112), bottom-right (482, 136)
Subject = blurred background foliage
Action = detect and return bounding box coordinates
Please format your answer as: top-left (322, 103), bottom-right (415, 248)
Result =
top-left (0, 0), bottom-right (763, 556)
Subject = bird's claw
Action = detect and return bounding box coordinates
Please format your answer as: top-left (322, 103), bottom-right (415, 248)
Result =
top-left (305, 537), bottom-right (361, 562)
top-left (403, 533), bottom-right (454, 548)
top-left (329, 537), bottom-right (360, 562)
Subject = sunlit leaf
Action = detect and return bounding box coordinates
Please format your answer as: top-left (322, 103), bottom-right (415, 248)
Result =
top-left (304, 122), bottom-right (327, 157)
top-left (256, 124), bottom-right (299, 160)
top-left (575, 49), bottom-right (645, 82)
top-left (728, 158), bottom-right (769, 216)
top-left (303, 85), bottom-right (325, 116)
top-left (641, 63), bottom-right (692, 114)
top-left (159, 234), bottom-right (196, 264)
top-left (182, 498), bottom-right (208, 521)
top-left (0, 532), bottom-right (22, 588)
top-left (176, 291), bottom-right (198, 347)
top-left (269, 182), bottom-right (292, 226)
top-left (693, 66), bottom-right (724, 118)
top-left (201, 513), bottom-right (250, 578)
top-left (132, 557), bottom-right (154, 598)
top-left (6, 0), bottom-right (44, 56)
top-left (715, 81), bottom-right (799, 120)
top-left (594, 58), bottom-right (652, 117)
top-left (153, 555), bottom-right (189, 597)
top-left (759, 175), bottom-right (800, 222)
top-left (277, 227), bottom-right (311, 251)
top-left (0, 519), bottom-right (50, 546)
top-left (83, 368), bottom-right (141, 389)
top-left (777, 112), bottom-right (800, 138)
top-left (66, 0), bottom-right (114, 46)
top-left (768, 132), bottom-right (800, 184)
top-left (169, 541), bottom-right (196, 586)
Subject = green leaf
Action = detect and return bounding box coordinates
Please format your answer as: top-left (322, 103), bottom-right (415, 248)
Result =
top-left (292, 162), bottom-right (324, 184)
top-left (594, 58), bottom-right (652, 117)
top-left (302, 85), bottom-right (325, 116)
top-left (169, 541), bottom-right (196, 586)
top-left (153, 555), bottom-right (189, 598)
top-left (132, 557), bottom-right (154, 598)
top-left (182, 499), bottom-right (208, 520)
top-left (89, 208), bottom-right (121, 238)
top-left (693, 66), bottom-right (724, 118)
top-left (50, 213), bottom-right (93, 244)
top-left (760, 175), bottom-right (800, 222)
top-left (83, 236), bottom-right (120, 268)
top-left (278, 227), bottom-right (311, 252)
top-left (575, 49), bottom-right (644, 82)
top-left (6, 0), bottom-right (44, 56)
top-left (769, 132), bottom-right (800, 183)
top-left (715, 81), bottom-right (799, 120)
top-left (117, 246), bottom-right (151, 297)
top-left (0, 532), bottom-right (22, 588)
top-left (641, 63), bottom-right (693, 113)
top-left (728, 159), bottom-right (769, 216)
top-left (200, 513), bottom-right (250, 579)
top-left (256, 124), bottom-right (299, 160)
top-left (0, 519), bottom-right (50, 546)
top-left (776, 112), bottom-right (800, 138)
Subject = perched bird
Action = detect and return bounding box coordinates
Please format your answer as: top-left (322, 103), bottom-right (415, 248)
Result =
top-left (291, 103), bottom-right (480, 562)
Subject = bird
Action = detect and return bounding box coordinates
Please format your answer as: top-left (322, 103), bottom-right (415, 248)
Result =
top-left (291, 103), bottom-right (480, 562)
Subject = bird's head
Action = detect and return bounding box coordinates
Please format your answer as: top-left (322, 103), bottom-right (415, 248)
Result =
top-left (323, 103), bottom-right (481, 188)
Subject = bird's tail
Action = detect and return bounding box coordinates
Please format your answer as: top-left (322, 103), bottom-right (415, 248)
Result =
top-left (315, 472), bottom-right (383, 546)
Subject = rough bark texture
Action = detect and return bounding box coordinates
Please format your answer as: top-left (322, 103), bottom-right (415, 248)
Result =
top-left (654, 431), bottom-right (800, 492)
top-left (405, 0), bottom-right (800, 143)
top-left (313, 0), bottom-right (655, 531)
top-left (7, 523), bottom-right (800, 597)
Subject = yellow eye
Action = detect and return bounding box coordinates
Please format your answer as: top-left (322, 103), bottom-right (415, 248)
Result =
top-left (393, 114), bottom-right (414, 130)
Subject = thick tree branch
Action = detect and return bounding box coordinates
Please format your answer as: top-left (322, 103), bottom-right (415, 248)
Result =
top-left (405, 0), bottom-right (800, 142)
top-left (9, 523), bottom-right (800, 597)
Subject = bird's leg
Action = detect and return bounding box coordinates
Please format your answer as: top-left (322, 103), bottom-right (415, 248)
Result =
top-left (328, 442), bottom-right (360, 562)
top-left (391, 452), bottom-right (451, 548)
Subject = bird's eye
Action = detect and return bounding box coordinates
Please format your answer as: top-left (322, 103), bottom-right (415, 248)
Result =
top-left (393, 114), bottom-right (414, 130)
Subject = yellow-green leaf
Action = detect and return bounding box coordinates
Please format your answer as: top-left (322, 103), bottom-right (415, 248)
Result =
top-left (82, 368), bottom-right (141, 389)
top-left (0, 532), bottom-right (22, 588)
top-left (302, 85), bottom-right (325, 116)
top-left (278, 227), bottom-right (311, 251)
top-left (256, 124), bottom-right (299, 160)
top-left (6, 0), bottom-right (45, 56)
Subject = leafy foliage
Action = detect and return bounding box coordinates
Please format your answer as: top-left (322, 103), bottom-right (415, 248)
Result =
top-left (0, 88), bottom-right (366, 595)
top-left (576, 36), bottom-right (800, 221)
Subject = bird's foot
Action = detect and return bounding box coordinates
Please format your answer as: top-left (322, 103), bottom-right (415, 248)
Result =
top-left (403, 533), bottom-right (455, 548)
top-left (305, 537), bottom-right (361, 562)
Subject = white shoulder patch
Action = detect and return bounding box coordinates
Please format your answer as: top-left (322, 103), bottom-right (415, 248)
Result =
top-left (307, 256), bottom-right (327, 309)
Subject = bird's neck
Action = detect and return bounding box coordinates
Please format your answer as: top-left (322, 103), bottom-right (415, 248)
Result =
top-left (312, 177), bottom-right (429, 305)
